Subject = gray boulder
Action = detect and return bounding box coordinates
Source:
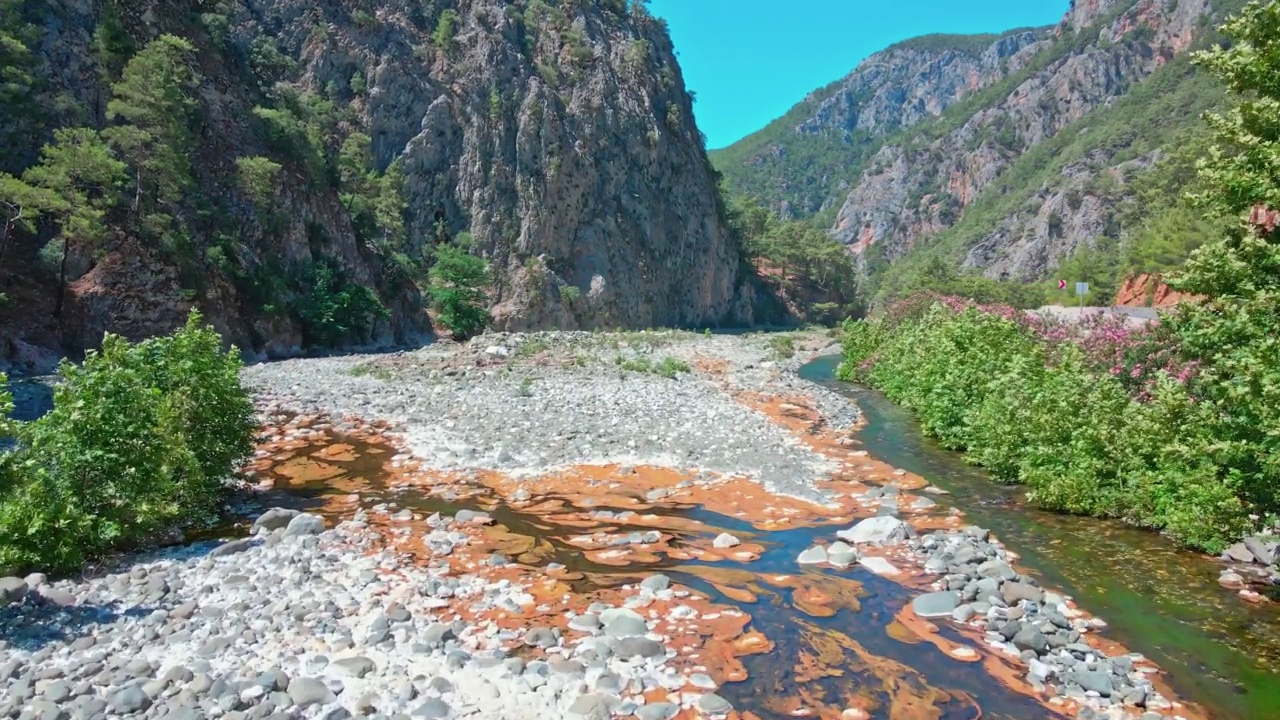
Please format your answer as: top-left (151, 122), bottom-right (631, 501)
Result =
top-left (252, 508), bottom-right (301, 533)
top-left (911, 591), bottom-right (960, 618)
top-left (1244, 536), bottom-right (1279, 565)
top-left (836, 516), bottom-right (908, 545)
top-left (283, 514), bottom-right (326, 537)
top-left (0, 577), bottom-right (27, 605)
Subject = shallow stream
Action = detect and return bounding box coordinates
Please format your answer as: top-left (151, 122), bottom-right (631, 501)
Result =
top-left (800, 354), bottom-right (1280, 720)
top-left (233, 356), bottom-right (1280, 720)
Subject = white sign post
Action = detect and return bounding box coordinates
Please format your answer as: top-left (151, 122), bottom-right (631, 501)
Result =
top-left (1076, 282), bottom-right (1089, 309)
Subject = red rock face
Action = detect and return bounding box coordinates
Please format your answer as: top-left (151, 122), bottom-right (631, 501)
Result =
top-left (1114, 273), bottom-right (1198, 308)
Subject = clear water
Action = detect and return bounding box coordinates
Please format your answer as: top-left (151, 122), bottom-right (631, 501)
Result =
top-left (800, 354), bottom-right (1280, 720)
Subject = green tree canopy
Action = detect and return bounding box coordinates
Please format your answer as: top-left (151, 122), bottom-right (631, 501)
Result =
top-left (428, 243), bottom-right (491, 339)
top-left (103, 34), bottom-right (199, 210)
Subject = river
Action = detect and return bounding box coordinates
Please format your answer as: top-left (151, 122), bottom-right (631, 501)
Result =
top-left (799, 354), bottom-right (1280, 720)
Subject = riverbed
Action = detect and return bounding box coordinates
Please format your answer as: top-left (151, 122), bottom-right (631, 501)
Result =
top-left (1, 331), bottom-right (1276, 720)
top-left (799, 355), bottom-right (1280, 720)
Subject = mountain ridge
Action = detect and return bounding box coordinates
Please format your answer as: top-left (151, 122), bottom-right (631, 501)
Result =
top-left (712, 0), bottom-right (1245, 305)
top-left (0, 0), bottom-right (771, 371)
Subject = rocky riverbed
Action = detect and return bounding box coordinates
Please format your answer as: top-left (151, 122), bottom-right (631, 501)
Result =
top-left (0, 331), bottom-right (1212, 719)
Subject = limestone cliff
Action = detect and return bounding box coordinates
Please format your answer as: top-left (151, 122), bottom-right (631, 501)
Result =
top-left (714, 0), bottom-right (1238, 295)
top-left (0, 0), bottom-right (761, 369)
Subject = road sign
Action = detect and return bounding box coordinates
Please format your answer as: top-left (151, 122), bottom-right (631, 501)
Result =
top-left (1076, 282), bottom-right (1089, 296)
top-left (1058, 280), bottom-right (1067, 290)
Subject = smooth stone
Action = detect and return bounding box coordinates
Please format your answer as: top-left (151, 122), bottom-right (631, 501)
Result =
top-left (1244, 536), bottom-right (1279, 565)
top-left (209, 538), bottom-right (255, 557)
top-left (826, 541), bottom-right (858, 567)
top-left (109, 686), bottom-right (151, 713)
top-left (696, 694), bottom-right (733, 715)
top-left (640, 575), bottom-right (671, 592)
top-left (912, 591), bottom-right (960, 618)
top-left (1222, 542), bottom-right (1257, 563)
top-left (283, 514), bottom-right (326, 537)
top-left (601, 609), bottom-right (648, 637)
top-left (858, 556), bottom-right (900, 576)
top-left (524, 627), bottom-right (559, 648)
top-left (615, 637), bottom-right (665, 659)
top-left (797, 545), bottom-right (828, 565)
top-left (635, 702), bottom-right (679, 720)
top-left (569, 614), bottom-right (602, 632)
top-left (1071, 668), bottom-right (1114, 697)
top-left (331, 657), bottom-right (376, 679)
top-left (0, 577), bottom-right (28, 605)
top-left (836, 516), bottom-right (908, 545)
top-left (712, 533), bottom-right (740, 549)
top-left (412, 698), bottom-right (451, 718)
top-left (687, 673), bottom-right (717, 689)
top-left (1012, 625), bottom-right (1049, 654)
top-left (1002, 581), bottom-right (1044, 605)
top-left (567, 694), bottom-right (611, 720)
top-left (288, 677), bottom-right (336, 707)
top-left (253, 508), bottom-right (301, 532)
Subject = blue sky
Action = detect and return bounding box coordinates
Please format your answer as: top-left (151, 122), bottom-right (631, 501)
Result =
top-left (647, 0), bottom-right (1069, 149)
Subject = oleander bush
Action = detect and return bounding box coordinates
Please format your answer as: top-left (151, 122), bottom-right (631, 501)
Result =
top-left (838, 299), bottom-right (1246, 551)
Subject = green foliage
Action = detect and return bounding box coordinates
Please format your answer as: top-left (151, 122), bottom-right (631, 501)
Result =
top-left (103, 34), bottom-right (199, 209)
top-left (290, 261), bottom-right (390, 347)
top-left (839, 305), bottom-right (1246, 551)
top-left (247, 36), bottom-right (297, 88)
top-left (723, 193), bottom-right (861, 320)
top-left (488, 85), bottom-right (502, 122)
top-left (0, 0), bottom-right (40, 157)
top-left (837, 3), bottom-right (1280, 550)
top-left (1160, 0), bottom-right (1280, 523)
top-left (0, 172), bottom-right (60, 260)
top-left (234, 156), bottom-right (282, 209)
top-left (428, 243), bottom-right (491, 339)
top-left (91, 3), bottom-right (135, 84)
top-left (351, 9), bottom-right (377, 28)
top-left (336, 132), bottom-right (407, 251)
top-left (0, 312), bottom-right (256, 574)
top-left (616, 355), bottom-right (689, 379)
top-left (874, 253), bottom-right (1046, 310)
top-left (767, 335), bottom-right (796, 359)
top-left (253, 105), bottom-right (328, 179)
top-left (433, 9), bottom-right (460, 53)
top-left (558, 284), bottom-right (581, 303)
top-left (23, 127), bottom-right (128, 314)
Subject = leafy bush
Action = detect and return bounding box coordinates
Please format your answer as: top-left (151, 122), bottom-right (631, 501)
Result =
top-left (767, 335), bottom-right (796, 359)
top-left (0, 312), bottom-right (256, 573)
top-left (433, 9), bottom-right (460, 52)
top-left (839, 298), bottom-right (1247, 551)
top-left (291, 262), bottom-right (389, 347)
top-left (428, 244), bottom-right (491, 339)
top-left (558, 285), bottom-right (581, 303)
top-left (616, 355), bottom-right (689, 379)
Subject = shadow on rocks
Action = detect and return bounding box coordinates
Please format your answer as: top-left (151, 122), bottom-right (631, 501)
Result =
top-left (0, 595), bottom-right (152, 653)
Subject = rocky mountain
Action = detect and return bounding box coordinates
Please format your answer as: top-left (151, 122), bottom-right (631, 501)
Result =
top-left (713, 0), bottom-right (1245, 302)
top-left (0, 0), bottom-right (765, 369)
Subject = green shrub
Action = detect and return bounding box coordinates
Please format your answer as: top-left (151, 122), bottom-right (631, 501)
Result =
top-left (839, 301), bottom-right (1249, 552)
top-left (428, 244), bottom-right (491, 339)
top-left (655, 356), bottom-right (689, 379)
top-left (291, 261), bottom-right (390, 347)
top-left (433, 9), bottom-right (460, 52)
top-left (767, 335), bottom-right (796, 360)
top-left (0, 312), bottom-right (256, 573)
top-left (558, 284), bottom-right (581, 303)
